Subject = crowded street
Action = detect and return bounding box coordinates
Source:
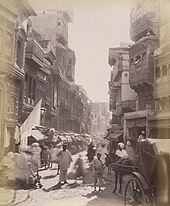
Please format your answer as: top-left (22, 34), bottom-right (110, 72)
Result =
top-left (0, 0), bottom-right (170, 206)
top-left (0, 151), bottom-right (128, 206)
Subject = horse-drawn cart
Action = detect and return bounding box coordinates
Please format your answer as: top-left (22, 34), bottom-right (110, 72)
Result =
top-left (123, 138), bottom-right (170, 206)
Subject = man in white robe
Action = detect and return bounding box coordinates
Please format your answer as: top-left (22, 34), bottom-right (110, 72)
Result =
top-left (57, 144), bottom-right (73, 185)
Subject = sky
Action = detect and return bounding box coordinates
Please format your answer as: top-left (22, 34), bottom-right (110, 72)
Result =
top-left (68, 2), bottom-right (131, 102)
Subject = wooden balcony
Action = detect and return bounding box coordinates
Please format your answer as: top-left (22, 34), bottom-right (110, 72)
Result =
top-left (26, 39), bottom-right (44, 67)
top-left (129, 36), bottom-right (159, 90)
top-left (130, 12), bottom-right (159, 42)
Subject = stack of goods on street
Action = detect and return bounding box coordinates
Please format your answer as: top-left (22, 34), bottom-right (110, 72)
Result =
top-left (0, 126), bottom-right (91, 189)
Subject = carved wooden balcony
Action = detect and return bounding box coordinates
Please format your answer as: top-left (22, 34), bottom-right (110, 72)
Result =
top-left (26, 39), bottom-right (44, 67)
top-left (130, 12), bottom-right (159, 42)
top-left (129, 36), bottom-right (159, 90)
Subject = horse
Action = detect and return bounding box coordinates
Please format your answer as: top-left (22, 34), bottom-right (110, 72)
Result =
top-left (105, 152), bottom-right (139, 194)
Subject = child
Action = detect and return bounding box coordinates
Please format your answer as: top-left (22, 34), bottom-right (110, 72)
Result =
top-left (91, 153), bottom-right (104, 192)
top-left (74, 154), bottom-right (85, 184)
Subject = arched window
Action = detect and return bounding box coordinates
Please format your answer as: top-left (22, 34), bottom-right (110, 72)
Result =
top-left (155, 67), bottom-right (161, 79)
top-left (134, 55), bottom-right (141, 64)
top-left (162, 65), bottom-right (168, 77)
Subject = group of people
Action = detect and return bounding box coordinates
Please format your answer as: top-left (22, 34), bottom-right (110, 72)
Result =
top-left (0, 131), bottom-right (146, 192)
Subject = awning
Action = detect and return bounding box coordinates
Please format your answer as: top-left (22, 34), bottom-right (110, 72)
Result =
top-left (126, 118), bottom-right (146, 128)
top-left (31, 130), bottom-right (48, 141)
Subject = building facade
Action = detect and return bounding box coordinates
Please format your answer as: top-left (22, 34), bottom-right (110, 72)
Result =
top-left (148, 0), bottom-right (170, 139)
top-left (123, 0), bottom-right (160, 142)
top-left (0, 0), bottom-right (36, 159)
top-left (24, 2), bottom-right (91, 134)
top-left (108, 43), bottom-right (137, 127)
top-left (90, 102), bottom-right (111, 138)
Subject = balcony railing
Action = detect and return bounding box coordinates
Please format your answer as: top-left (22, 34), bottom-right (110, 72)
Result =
top-left (26, 39), bottom-right (44, 66)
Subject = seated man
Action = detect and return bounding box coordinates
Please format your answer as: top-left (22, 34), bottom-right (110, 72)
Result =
top-left (115, 142), bottom-right (137, 167)
top-left (115, 142), bottom-right (128, 159)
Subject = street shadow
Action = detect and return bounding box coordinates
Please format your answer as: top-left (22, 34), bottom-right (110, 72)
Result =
top-left (42, 174), bottom-right (57, 179)
top-left (42, 183), bottom-right (63, 192)
top-left (67, 167), bottom-right (95, 184)
top-left (82, 183), bottom-right (123, 206)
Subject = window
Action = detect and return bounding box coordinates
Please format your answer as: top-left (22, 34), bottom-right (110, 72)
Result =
top-left (124, 73), bottom-right (128, 77)
top-left (162, 65), bottom-right (168, 77)
top-left (134, 55), bottom-right (141, 64)
top-left (155, 67), bottom-right (161, 79)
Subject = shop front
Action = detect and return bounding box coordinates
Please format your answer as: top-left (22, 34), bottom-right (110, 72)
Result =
top-left (123, 111), bottom-right (148, 144)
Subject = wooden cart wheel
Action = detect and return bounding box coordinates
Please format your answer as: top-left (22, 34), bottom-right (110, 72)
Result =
top-left (124, 178), bottom-right (150, 206)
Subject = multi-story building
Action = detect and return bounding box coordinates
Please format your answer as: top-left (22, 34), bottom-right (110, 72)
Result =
top-left (28, 2), bottom-right (91, 133)
top-left (123, 0), bottom-right (159, 142)
top-left (21, 28), bottom-right (57, 129)
top-left (90, 102), bottom-right (111, 138)
top-left (108, 43), bottom-right (137, 127)
top-left (148, 0), bottom-right (170, 139)
top-left (0, 0), bottom-right (36, 159)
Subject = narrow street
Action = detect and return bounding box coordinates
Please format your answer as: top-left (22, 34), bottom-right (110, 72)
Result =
top-left (3, 151), bottom-right (128, 206)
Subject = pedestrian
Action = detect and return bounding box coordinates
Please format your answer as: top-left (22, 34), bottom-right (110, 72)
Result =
top-left (87, 142), bottom-right (96, 162)
top-left (137, 131), bottom-right (146, 142)
top-left (53, 143), bottom-right (62, 175)
top-left (57, 144), bottom-right (73, 186)
top-left (48, 144), bottom-right (54, 168)
top-left (90, 153), bottom-right (104, 192)
top-left (74, 154), bottom-right (85, 184)
top-left (41, 146), bottom-right (49, 170)
top-left (31, 143), bottom-right (41, 173)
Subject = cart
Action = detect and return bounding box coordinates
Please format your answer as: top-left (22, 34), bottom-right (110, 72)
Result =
top-left (124, 138), bottom-right (170, 206)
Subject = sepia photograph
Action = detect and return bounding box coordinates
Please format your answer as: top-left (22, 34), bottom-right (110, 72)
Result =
top-left (0, 0), bottom-right (170, 205)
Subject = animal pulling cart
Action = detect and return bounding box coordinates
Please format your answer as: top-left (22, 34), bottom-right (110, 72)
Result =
top-left (123, 139), bottom-right (170, 206)
top-left (108, 139), bottom-right (170, 206)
